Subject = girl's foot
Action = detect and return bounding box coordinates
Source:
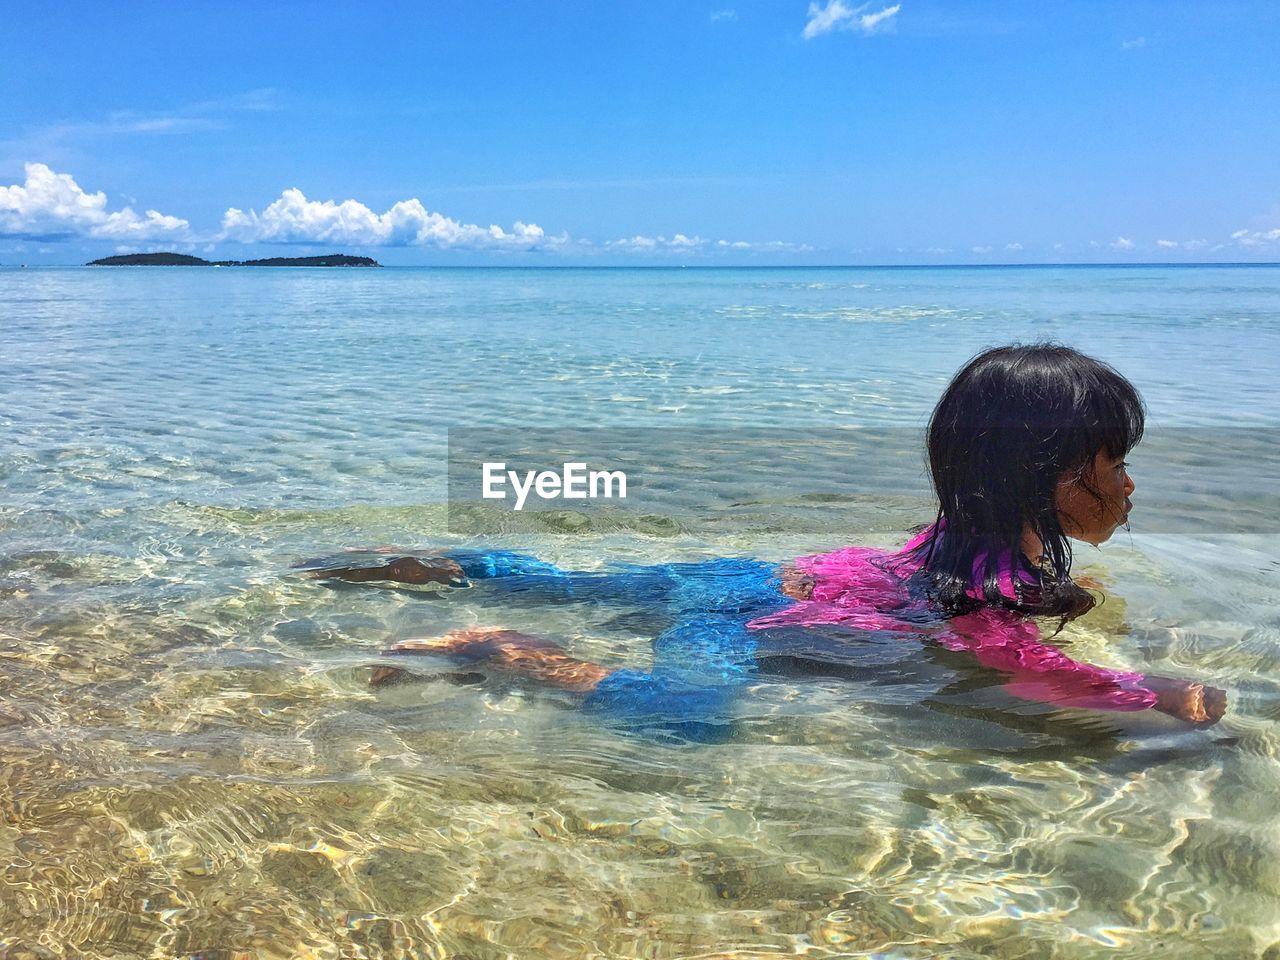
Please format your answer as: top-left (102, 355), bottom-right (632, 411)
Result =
top-left (375, 627), bottom-right (611, 692)
top-left (301, 554), bottom-right (468, 587)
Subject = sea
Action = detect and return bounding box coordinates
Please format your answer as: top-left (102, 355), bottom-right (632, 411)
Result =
top-left (1, 264), bottom-right (1278, 958)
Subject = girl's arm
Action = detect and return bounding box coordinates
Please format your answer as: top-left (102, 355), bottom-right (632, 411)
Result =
top-left (939, 608), bottom-right (1225, 724)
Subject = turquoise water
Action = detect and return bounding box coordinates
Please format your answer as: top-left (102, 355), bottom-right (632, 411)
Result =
top-left (1, 265), bottom-right (1278, 957)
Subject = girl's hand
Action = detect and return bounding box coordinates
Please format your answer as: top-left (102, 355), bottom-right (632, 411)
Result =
top-left (1145, 676), bottom-right (1228, 725)
top-left (779, 565), bottom-right (815, 601)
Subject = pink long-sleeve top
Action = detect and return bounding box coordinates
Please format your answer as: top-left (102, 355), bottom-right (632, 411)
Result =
top-left (748, 525), bottom-right (1159, 712)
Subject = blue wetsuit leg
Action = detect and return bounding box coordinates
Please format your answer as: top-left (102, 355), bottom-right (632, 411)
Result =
top-left (445, 550), bottom-right (789, 613)
top-left (444, 550), bottom-right (795, 741)
top-left (583, 613), bottom-right (758, 742)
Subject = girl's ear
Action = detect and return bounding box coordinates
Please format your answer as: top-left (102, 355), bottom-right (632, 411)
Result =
top-left (1055, 466), bottom-right (1085, 538)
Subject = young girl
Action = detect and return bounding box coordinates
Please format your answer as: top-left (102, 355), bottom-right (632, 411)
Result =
top-left (303, 344), bottom-right (1226, 731)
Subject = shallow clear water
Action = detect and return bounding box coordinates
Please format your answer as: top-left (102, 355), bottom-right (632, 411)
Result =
top-left (1, 265), bottom-right (1278, 957)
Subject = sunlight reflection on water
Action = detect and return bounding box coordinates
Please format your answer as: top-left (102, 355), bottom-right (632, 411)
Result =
top-left (0, 266), bottom-right (1277, 957)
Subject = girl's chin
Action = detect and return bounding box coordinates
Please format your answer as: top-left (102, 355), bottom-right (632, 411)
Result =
top-left (1073, 527), bottom-right (1114, 546)
top-left (1099, 521), bottom-right (1129, 543)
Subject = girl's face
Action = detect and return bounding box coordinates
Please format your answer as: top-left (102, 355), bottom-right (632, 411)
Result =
top-left (1056, 450), bottom-right (1135, 545)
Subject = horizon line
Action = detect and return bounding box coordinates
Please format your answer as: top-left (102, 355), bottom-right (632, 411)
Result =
top-left (9, 260), bottom-right (1280, 270)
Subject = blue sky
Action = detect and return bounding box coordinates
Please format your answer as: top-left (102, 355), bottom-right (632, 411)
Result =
top-left (2, 1), bottom-right (1278, 265)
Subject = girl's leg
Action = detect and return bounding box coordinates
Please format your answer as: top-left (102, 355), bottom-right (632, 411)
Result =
top-left (375, 613), bottom-right (764, 742)
top-left (298, 549), bottom-right (788, 614)
top-left (583, 613), bottom-right (759, 741)
top-left (296, 548), bottom-right (662, 602)
top-left (449, 553), bottom-right (791, 614)
top-left (292, 549), bottom-right (469, 587)
top-left (372, 627), bottom-right (612, 692)
top-left (356, 553), bottom-right (792, 739)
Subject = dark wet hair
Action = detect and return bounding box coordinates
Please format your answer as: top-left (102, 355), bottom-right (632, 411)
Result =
top-left (909, 343), bottom-right (1145, 623)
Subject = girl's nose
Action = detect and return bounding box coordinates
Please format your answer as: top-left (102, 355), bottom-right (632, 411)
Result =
top-left (1123, 471), bottom-right (1135, 496)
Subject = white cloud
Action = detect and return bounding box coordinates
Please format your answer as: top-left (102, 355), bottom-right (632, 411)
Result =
top-left (606, 234), bottom-right (706, 253)
top-left (0, 162), bottom-right (190, 241)
top-left (803, 1), bottom-right (901, 39)
top-left (606, 235), bottom-right (659, 252)
top-left (1111, 236), bottom-right (1135, 251)
top-left (759, 239), bottom-right (815, 252)
top-left (1156, 239), bottom-right (1178, 249)
top-left (604, 234), bottom-right (811, 255)
top-left (1, 90), bottom-right (279, 163)
top-left (220, 187), bottom-right (559, 249)
top-left (187, 89), bottom-right (280, 114)
top-left (1230, 227), bottom-right (1280, 248)
top-left (859, 4), bottom-right (901, 31)
top-left (1183, 238), bottom-right (1208, 251)
top-left (971, 245), bottom-right (992, 254)
top-left (1121, 36), bottom-right (1146, 50)
top-left (1005, 241), bottom-right (1023, 251)
top-left (2, 163), bottom-right (825, 258)
top-left (710, 9), bottom-right (737, 23)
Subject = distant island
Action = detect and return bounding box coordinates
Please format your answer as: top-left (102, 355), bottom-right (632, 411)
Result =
top-left (87, 252), bottom-right (381, 267)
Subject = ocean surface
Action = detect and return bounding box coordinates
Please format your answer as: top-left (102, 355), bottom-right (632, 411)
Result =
top-left (1, 264), bottom-right (1278, 958)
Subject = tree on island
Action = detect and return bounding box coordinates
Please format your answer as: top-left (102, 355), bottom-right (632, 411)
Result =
top-left (88, 252), bottom-right (209, 266)
top-left (87, 252), bottom-right (381, 267)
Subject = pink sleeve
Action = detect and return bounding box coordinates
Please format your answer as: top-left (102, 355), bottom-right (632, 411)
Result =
top-left (938, 608), bottom-right (1159, 712)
